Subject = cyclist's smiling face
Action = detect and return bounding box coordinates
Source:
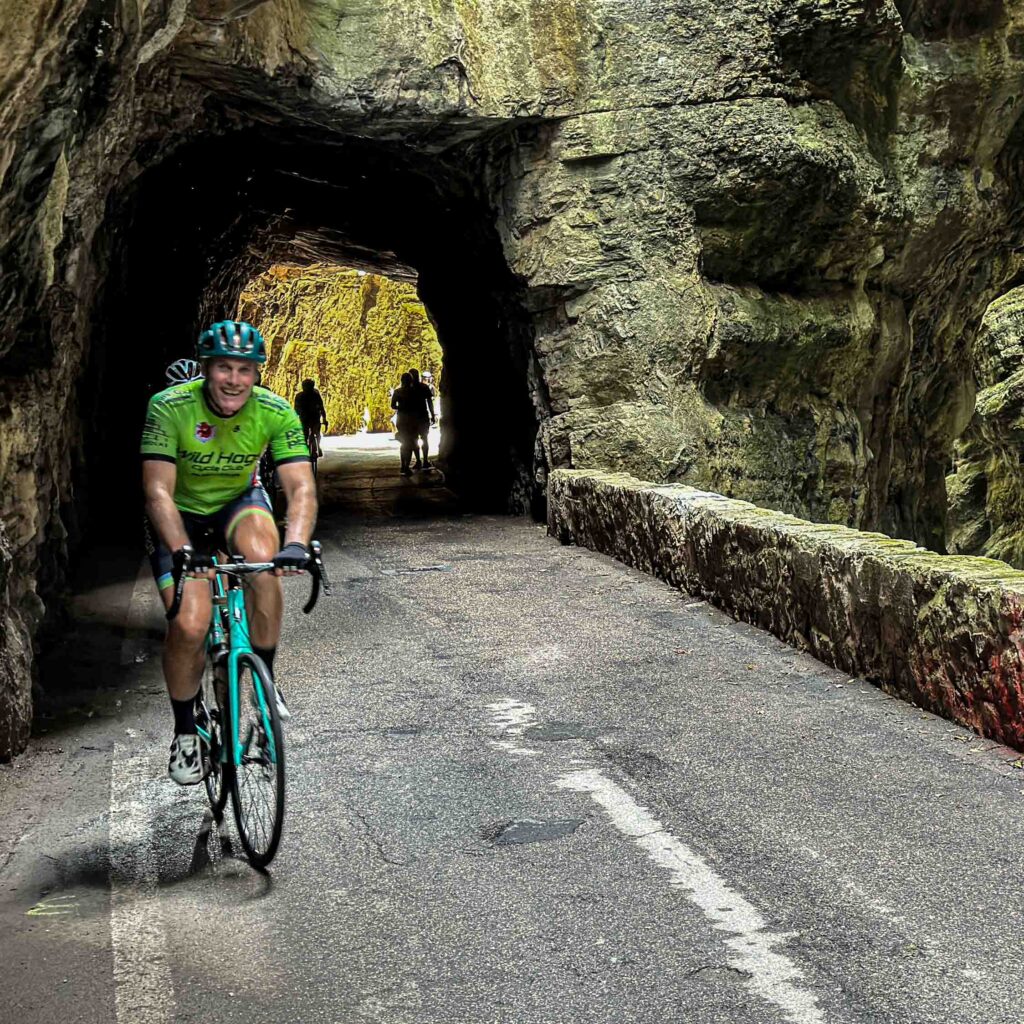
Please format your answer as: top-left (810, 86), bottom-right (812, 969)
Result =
top-left (206, 358), bottom-right (258, 415)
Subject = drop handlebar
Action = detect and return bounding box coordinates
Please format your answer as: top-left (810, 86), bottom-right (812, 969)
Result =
top-left (166, 540), bottom-right (332, 622)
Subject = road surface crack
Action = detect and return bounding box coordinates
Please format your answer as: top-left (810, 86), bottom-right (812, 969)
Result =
top-left (349, 808), bottom-right (409, 867)
top-left (687, 963), bottom-right (752, 979)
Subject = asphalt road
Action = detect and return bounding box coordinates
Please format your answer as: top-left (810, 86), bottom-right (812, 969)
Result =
top-left (2, 436), bottom-right (1023, 1024)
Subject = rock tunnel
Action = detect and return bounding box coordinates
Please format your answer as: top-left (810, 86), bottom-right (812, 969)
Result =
top-left (85, 125), bottom-right (546, 527)
top-left (7, 0), bottom-right (1024, 757)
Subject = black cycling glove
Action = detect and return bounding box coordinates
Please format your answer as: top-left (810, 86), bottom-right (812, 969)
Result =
top-left (172, 546), bottom-right (214, 575)
top-left (273, 542), bottom-right (309, 570)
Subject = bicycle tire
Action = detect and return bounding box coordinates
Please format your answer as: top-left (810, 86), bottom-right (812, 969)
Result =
top-left (229, 653), bottom-right (285, 868)
top-left (196, 661), bottom-right (231, 815)
top-left (201, 703), bottom-right (231, 816)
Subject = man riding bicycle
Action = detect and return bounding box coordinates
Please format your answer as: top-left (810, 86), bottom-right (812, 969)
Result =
top-left (141, 320), bottom-right (317, 785)
top-left (294, 378), bottom-right (328, 458)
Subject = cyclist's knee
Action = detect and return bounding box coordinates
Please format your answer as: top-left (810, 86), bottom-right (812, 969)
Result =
top-left (231, 515), bottom-right (278, 562)
top-left (168, 605), bottom-right (208, 647)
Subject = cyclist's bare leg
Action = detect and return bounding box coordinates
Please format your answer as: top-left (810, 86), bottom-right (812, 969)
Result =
top-left (159, 579), bottom-right (212, 701)
top-left (230, 513), bottom-right (283, 650)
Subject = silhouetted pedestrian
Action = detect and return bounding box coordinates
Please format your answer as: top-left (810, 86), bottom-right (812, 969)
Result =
top-left (408, 368), bottom-right (436, 469)
top-left (391, 372), bottom-right (420, 476)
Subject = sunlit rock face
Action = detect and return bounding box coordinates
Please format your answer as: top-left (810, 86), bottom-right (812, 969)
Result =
top-left (4, 0), bottom-right (1024, 754)
top-left (948, 287), bottom-right (1024, 566)
top-left (240, 265), bottom-right (442, 434)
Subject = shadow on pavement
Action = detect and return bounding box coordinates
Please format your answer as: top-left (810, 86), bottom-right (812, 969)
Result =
top-left (35, 537), bottom-right (153, 742)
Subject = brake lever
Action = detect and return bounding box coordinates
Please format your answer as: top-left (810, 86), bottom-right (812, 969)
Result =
top-left (302, 540), bottom-right (331, 614)
top-left (166, 544), bottom-right (193, 621)
top-left (314, 540), bottom-right (333, 597)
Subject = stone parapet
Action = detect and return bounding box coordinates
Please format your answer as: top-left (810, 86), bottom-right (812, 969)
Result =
top-left (549, 469), bottom-right (1024, 751)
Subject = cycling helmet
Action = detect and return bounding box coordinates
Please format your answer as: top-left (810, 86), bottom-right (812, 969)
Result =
top-left (196, 320), bottom-right (267, 363)
top-left (165, 358), bottom-right (203, 384)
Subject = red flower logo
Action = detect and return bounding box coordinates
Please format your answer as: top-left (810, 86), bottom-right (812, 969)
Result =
top-left (195, 421), bottom-right (215, 443)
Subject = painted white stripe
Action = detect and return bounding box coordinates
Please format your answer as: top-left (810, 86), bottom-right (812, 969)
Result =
top-left (110, 748), bottom-right (175, 1024)
top-left (557, 768), bottom-right (825, 1024)
top-left (486, 698), bottom-right (539, 756)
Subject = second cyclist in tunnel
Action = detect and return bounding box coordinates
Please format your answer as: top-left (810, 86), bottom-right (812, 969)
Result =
top-left (294, 378), bottom-right (328, 458)
top-left (141, 321), bottom-right (317, 785)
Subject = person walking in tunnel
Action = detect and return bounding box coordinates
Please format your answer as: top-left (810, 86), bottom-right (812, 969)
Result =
top-left (141, 320), bottom-right (316, 785)
top-left (409, 367), bottom-right (437, 469)
top-left (391, 372), bottom-right (421, 476)
top-left (294, 378), bottom-right (329, 458)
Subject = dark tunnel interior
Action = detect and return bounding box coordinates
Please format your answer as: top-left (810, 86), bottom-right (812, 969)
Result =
top-left (78, 121), bottom-right (548, 544)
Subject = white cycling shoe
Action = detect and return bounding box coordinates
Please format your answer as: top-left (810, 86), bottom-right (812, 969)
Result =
top-left (168, 734), bottom-right (207, 786)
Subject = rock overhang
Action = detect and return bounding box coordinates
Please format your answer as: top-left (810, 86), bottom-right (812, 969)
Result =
top-left (5, 0), bottom-right (1024, 755)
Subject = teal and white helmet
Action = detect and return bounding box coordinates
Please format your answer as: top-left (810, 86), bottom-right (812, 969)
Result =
top-left (197, 320), bottom-right (267, 363)
top-left (165, 357), bottom-right (203, 384)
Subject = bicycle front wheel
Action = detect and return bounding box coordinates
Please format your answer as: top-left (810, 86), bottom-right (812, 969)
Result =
top-left (229, 653), bottom-right (285, 868)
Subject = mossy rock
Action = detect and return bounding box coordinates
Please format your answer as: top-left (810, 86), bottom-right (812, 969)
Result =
top-left (239, 265), bottom-right (442, 434)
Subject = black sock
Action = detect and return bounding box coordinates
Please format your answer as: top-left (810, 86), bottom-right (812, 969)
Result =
top-left (171, 697), bottom-right (196, 735)
top-left (253, 645), bottom-right (277, 681)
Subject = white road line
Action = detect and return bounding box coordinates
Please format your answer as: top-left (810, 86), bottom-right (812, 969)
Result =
top-left (558, 768), bottom-right (825, 1024)
top-left (486, 698), bottom-right (539, 756)
top-left (110, 747), bottom-right (175, 1024)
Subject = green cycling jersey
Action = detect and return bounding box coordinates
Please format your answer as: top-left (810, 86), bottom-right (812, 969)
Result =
top-left (141, 380), bottom-right (309, 515)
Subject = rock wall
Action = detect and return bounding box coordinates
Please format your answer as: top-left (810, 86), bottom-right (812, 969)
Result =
top-left (239, 265), bottom-right (442, 434)
top-left (948, 286), bottom-right (1024, 566)
top-left (550, 469), bottom-right (1024, 751)
top-left (5, 0), bottom-right (1024, 754)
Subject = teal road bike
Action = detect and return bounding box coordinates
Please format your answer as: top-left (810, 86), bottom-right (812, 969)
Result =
top-left (167, 540), bottom-right (331, 868)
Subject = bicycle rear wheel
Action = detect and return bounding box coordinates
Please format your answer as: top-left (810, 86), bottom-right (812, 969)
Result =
top-left (197, 698), bottom-right (230, 816)
top-left (229, 653), bottom-right (285, 868)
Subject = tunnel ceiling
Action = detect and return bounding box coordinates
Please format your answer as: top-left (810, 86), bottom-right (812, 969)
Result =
top-left (6, 0), bottom-right (1024, 756)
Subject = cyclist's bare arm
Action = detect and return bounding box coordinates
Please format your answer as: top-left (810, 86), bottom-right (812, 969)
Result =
top-left (143, 459), bottom-right (190, 552)
top-left (277, 461), bottom-right (317, 548)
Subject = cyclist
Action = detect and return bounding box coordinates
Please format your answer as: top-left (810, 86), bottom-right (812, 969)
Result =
top-left (165, 358), bottom-right (203, 385)
top-left (294, 378), bottom-right (328, 458)
top-left (142, 320), bottom-right (316, 785)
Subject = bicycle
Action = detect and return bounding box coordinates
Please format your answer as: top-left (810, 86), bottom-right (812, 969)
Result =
top-left (166, 541), bottom-right (331, 868)
top-left (303, 423), bottom-right (321, 478)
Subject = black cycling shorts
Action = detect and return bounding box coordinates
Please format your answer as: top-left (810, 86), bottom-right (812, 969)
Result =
top-left (144, 485), bottom-right (273, 591)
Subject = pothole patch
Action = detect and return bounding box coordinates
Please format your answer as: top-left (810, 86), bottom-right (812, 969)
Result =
top-left (523, 721), bottom-right (604, 742)
top-left (480, 818), bottom-right (585, 846)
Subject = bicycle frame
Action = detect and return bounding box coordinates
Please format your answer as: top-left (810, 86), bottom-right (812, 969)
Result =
top-left (197, 564), bottom-right (277, 769)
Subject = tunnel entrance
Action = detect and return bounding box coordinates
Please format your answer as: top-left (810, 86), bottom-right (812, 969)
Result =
top-left (82, 124), bottom-right (546, 544)
top-left (241, 261), bottom-right (448, 506)
top-left (241, 262), bottom-right (442, 439)
top-left (32, 120), bottom-right (549, 746)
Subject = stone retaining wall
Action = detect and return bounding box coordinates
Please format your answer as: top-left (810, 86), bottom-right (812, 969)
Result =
top-left (549, 469), bottom-right (1024, 751)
